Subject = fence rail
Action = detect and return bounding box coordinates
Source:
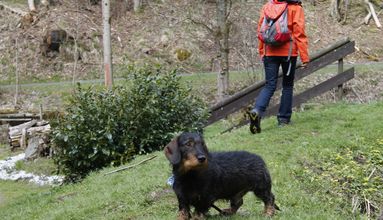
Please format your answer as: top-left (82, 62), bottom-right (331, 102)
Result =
top-left (206, 37), bottom-right (355, 129)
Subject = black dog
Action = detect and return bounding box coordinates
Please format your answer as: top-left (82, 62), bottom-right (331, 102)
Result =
top-left (164, 132), bottom-right (279, 219)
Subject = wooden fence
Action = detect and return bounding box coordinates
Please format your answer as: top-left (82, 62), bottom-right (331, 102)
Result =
top-left (206, 38), bottom-right (355, 129)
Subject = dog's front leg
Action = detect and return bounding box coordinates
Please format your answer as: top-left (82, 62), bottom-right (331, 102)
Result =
top-left (178, 208), bottom-right (190, 220)
top-left (174, 191), bottom-right (191, 219)
top-left (177, 201), bottom-right (191, 220)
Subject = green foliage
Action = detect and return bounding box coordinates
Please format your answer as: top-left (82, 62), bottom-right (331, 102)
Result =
top-left (175, 48), bottom-right (192, 61)
top-left (122, 65), bottom-right (209, 153)
top-left (51, 85), bottom-right (135, 181)
top-left (52, 65), bottom-right (209, 181)
top-left (297, 139), bottom-right (383, 217)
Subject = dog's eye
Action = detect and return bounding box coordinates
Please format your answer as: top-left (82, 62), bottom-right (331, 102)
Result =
top-left (185, 141), bottom-right (193, 147)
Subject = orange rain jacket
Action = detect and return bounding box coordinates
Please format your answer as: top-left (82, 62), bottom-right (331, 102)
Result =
top-left (258, 0), bottom-right (309, 63)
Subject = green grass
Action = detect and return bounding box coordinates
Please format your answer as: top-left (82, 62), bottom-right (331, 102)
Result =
top-left (0, 101), bottom-right (382, 219)
top-left (14, 157), bottom-right (57, 176)
top-left (0, 145), bottom-right (22, 160)
top-left (1, 62), bottom-right (381, 110)
top-left (0, 181), bottom-right (50, 209)
top-left (2, 0), bottom-right (27, 5)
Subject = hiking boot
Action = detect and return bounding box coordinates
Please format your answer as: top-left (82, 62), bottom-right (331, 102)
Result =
top-left (249, 109), bottom-right (261, 134)
top-left (277, 119), bottom-right (290, 128)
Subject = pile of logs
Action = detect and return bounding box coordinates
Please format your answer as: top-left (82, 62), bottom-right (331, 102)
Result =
top-left (8, 119), bottom-right (51, 159)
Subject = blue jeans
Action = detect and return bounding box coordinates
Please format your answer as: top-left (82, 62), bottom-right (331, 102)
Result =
top-left (254, 56), bottom-right (297, 122)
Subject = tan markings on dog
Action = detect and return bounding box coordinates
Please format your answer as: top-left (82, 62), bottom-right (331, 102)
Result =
top-left (178, 209), bottom-right (189, 220)
top-left (191, 212), bottom-right (205, 220)
top-left (179, 154), bottom-right (208, 173)
top-left (264, 204), bottom-right (275, 217)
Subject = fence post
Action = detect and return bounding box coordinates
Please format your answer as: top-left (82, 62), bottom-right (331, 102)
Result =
top-left (336, 58), bottom-right (344, 100)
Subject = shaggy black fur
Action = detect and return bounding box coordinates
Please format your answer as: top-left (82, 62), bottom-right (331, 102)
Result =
top-left (164, 132), bottom-right (279, 219)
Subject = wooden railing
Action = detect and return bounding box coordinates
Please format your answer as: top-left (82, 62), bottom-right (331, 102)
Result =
top-left (206, 37), bottom-right (355, 128)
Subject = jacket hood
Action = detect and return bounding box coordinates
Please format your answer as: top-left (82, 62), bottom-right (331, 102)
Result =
top-left (264, 1), bottom-right (287, 19)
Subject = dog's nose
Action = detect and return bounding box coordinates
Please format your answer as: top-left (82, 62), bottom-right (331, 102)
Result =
top-left (197, 155), bottom-right (206, 163)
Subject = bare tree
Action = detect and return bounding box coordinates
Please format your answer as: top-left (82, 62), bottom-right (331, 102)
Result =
top-left (133, 0), bottom-right (142, 12)
top-left (216, 0), bottom-right (231, 100)
top-left (331, 0), bottom-right (382, 27)
top-left (146, 0), bottom-right (261, 101)
top-left (186, 0), bottom-right (233, 100)
top-left (41, 0), bottom-right (49, 7)
top-left (27, 0), bottom-right (48, 11)
top-left (102, 0), bottom-right (113, 88)
top-left (28, 0), bottom-right (36, 12)
top-left (14, 38), bottom-right (20, 107)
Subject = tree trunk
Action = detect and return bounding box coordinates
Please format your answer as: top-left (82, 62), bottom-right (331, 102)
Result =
top-left (102, 0), bottom-right (113, 88)
top-left (216, 0), bottom-right (230, 101)
top-left (133, 0), bottom-right (142, 12)
top-left (14, 38), bottom-right (19, 106)
top-left (28, 0), bottom-right (36, 12)
top-left (41, 0), bottom-right (49, 6)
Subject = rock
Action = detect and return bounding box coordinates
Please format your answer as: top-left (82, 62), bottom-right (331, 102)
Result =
top-left (24, 136), bottom-right (41, 160)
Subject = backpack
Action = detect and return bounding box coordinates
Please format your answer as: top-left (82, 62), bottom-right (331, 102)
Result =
top-left (258, 0), bottom-right (291, 46)
top-left (258, 0), bottom-right (302, 75)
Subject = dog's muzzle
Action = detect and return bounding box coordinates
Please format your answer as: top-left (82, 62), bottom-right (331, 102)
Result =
top-left (197, 155), bottom-right (206, 163)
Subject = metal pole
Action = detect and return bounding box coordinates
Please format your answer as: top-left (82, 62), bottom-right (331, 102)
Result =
top-left (102, 0), bottom-right (113, 89)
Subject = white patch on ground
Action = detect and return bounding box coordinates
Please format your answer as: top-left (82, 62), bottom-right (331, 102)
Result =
top-left (0, 153), bottom-right (63, 186)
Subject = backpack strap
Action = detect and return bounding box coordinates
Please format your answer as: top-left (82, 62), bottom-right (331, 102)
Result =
top-left (286, 39), bottom-right (293, 76)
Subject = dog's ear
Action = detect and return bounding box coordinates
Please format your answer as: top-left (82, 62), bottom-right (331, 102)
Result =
top-left (164, 136), bottom-right (181, 165)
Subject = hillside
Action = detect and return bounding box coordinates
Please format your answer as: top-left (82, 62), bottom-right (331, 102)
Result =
top-left (0, 101), bottom-right (382, 219)
top-left (0, 0), bottom-right (382, 83)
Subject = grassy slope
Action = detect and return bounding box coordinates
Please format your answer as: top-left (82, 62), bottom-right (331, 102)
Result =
top-left (0, 101), bottom-right (382, 219)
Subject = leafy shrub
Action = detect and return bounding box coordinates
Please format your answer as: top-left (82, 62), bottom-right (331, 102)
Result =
top-left (52, 65), bottom-right (209, 181)
top-left (122, 65), bottom-right (208, 153)
top-left (52, 86), bottom-right (135, 181)
top-left (296, 139), bottom-right (383, 217)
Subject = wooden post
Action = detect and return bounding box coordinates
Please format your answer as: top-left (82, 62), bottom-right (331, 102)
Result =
top-left (39, 104), bottom-right (43, 120)
top-left (14, 38), bottom-right (19, 107)
top-left (336, 58), bottom-right (344, 100)
top-left (102, 0), bottom-right (113, 89)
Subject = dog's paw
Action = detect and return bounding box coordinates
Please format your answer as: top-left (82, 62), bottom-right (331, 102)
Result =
top-left (177, 210), bottom-right (190, 220)
top-left (263, 204), bottom-right (276, 217)
top-left (191, 212), bottom-right (205, 220)
top-left (221, 208), bottom-right (236, 216)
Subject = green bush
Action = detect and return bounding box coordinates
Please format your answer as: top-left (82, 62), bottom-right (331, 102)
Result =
top-left (123, 65), bottom-right (208, 153)
top-left (52, 65), bottom-right (209, 181)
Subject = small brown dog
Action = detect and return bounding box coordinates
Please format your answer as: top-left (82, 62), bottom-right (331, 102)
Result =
top-left (164, 132), bottom-right (279, 219)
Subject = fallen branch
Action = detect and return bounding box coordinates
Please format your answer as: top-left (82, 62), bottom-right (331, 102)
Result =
top-left (364, 0), bottom-right (382, 28)
top-left (364, 10), bottom-right (372, 25)
top-left (367, 167), bottom-right (376, 180)
top-left (104, 155), bottom-right (157, 175)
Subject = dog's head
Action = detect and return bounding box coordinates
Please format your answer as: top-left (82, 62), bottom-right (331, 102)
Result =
top-left (164, 132), bottom-right (209, 173)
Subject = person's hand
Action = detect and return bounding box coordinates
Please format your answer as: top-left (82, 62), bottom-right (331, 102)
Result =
top-left (301, 62), bottom-right (308, 68)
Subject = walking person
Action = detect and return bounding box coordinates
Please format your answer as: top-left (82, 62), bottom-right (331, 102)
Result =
top-left (249, 0), bottom-right (309, 134)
